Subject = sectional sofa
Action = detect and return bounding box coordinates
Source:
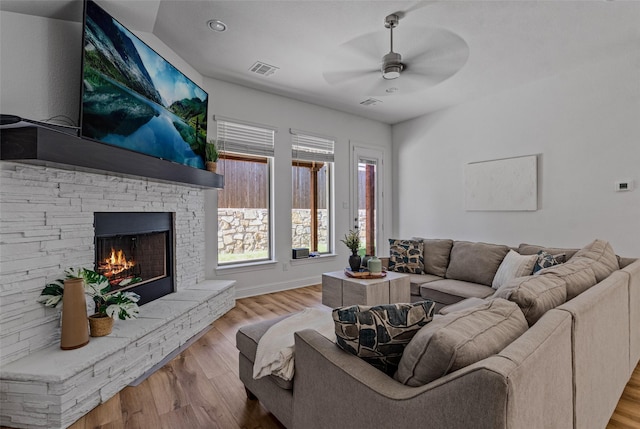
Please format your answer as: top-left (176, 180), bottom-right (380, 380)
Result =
top-left (236, 238), bottom-right (640, 429)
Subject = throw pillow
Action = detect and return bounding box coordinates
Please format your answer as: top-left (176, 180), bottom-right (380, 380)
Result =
top-left (493, 274), bottom-right (567, 326)
top-left (532, 250), bottom-right (565, 274)
top-left (537, 258), bottom-right (598, 301)
top-left (492, 250), bottom-right (538, 289)
top-left (569, 239), bottom-right (619, 282)
top-left (394, 298), bottom-right (527, 387)
top-left (445, 241), bottom-right (510, 286)
top-left (517, 243), bottom-right (580, 261)
top-left (333, 301), bottom-right (435, 375)
top-left (388, 239), bottom-right (424, 274)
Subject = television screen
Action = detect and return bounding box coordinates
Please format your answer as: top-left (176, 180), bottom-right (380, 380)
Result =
top-left (80, 0), bottom-right (208, 169)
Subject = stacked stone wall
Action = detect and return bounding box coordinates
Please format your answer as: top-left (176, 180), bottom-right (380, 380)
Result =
top-left (218, 209), bottom-right (328, 254)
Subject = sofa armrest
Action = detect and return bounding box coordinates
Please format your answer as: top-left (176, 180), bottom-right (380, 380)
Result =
top-left (292, 329), bottom-right (514, 429)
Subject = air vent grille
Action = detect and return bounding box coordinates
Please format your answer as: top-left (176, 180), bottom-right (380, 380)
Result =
top-left (249, 61), bottom-right (279, 77)
top-left (360, 98), bottom-right (382, 106)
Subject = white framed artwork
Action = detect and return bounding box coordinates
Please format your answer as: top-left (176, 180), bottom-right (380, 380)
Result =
top-left (464, 155), bottom-right (538, 211)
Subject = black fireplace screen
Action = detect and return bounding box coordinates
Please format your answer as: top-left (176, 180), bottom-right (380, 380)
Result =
top-left (96, 231), bottom-right (168, 291)
top-left (94, 212), bottom-right (174, 305)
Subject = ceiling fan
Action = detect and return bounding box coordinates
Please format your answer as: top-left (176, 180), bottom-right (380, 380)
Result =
top-left (322, 13), bottom-right (469, 96)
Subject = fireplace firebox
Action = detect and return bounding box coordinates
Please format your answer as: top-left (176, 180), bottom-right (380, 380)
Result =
top-left (94, 212), bottom-right (175, 305)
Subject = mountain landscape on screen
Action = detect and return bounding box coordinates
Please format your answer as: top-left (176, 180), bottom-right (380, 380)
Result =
top-left (81, 0), bottom-right (208, 168)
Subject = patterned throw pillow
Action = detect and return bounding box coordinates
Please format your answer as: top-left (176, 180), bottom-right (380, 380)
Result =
top-left (388, 239), bottom-right (424, 274)
top-left (333, 301), bottom-right (435, 375)
top-left (533, 250), bottom-right (565, 274)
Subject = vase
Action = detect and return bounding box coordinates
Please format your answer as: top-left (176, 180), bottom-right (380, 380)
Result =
top-left (60, 278), bottom-right (90, 350)
top-left (367, 256), bottom-right (382, 274)
top-left (361, 255), bottom-right (372, 269)
top-left (205, 161), bottom-right (217, 173)
top-left (348, 254), bottom-right (362, 272)
top-left (88, 314), bottom-right (114, 337)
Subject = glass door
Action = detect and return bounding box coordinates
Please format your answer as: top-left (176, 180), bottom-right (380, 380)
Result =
top-left (351, 145), bottom-right (384, 257)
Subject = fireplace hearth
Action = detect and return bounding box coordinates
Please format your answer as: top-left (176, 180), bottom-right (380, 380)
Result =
top-left (94, 212), bottom-right (175, 305)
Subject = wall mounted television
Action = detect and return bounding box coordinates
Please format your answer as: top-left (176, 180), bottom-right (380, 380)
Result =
top-left (80, 0), bottom-right (208, 169)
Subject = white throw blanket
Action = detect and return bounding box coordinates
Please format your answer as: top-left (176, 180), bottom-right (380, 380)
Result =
top-left (253, 307), bottom-right (336, 381)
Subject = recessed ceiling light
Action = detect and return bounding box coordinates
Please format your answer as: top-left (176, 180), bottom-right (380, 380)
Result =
top-left (207, 19), bottom-right (227, 32)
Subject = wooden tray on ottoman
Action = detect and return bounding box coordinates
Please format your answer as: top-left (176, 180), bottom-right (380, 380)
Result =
top-left (344, 269), bottom-right (387, 279)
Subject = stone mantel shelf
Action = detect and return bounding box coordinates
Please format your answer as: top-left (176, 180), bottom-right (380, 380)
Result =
top-left (0, 124), bottom-right (224, 189)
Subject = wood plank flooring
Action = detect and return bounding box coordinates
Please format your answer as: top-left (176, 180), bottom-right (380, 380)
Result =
top-left (4, 284), bottom-right (638, 428)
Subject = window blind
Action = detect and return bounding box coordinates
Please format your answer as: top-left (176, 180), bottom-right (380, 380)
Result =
top-left (290, 129), bottom-right (335, 163)
top-left (216, 117), bottom-right (275, 157)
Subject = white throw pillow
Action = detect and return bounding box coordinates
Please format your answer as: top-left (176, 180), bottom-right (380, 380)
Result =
top-left (492, 250), bottom-right (538, 289)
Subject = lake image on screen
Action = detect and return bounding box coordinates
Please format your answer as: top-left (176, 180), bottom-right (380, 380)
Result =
top-left (81, 0), bottom-right (207, 168)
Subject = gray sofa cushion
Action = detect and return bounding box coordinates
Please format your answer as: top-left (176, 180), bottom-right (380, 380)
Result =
top-left (394, 298), bottom-right (528, 387)
top-left (569, 239), bottom-right (619, 282)
top-left (518, 243), bottom-right (579, 261)
top-left (538, 259), bottom-right (598, 301)
top-left (236, 314), bottom-right (293, 390)
top-left (420, 279), bottom-right (495, 305)
top-left (445, 241), bottom-right (510, 286)
top-left (407, 273), bottom-right (441, 296)
top-left (438, 297), bottom-right (488, 315)
top-left (413, 238), bottom-right (454, 277)
top-left (493, 274), bottom-right (567, 326)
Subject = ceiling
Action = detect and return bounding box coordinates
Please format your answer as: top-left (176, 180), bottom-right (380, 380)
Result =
top-left (1, 1), bottom-right (639, 124)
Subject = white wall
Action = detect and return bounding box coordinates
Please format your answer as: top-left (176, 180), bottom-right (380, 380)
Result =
top-left (0, 11), bottom-right (82, 123)
top-left (392, 43), bottom-right (640, 256)
top-left (203, 79), bottom-right (392, 297)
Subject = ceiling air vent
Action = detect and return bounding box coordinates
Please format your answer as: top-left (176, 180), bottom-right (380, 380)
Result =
top-left (360, 98), bottom-right (382, 106)
top-left (249, 61), bottom-right (279, 77)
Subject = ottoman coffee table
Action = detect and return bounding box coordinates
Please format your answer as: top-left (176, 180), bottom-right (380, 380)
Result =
top-left (321, 270), bottom-right (410, 308)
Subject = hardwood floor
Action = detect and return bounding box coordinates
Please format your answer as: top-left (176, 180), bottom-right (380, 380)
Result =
top-left (69, 285), bottom-right (324, 429)
top-left (9, 284), bottom-right (638, 429)
top-left (608, 363), bottom-right (640, 428)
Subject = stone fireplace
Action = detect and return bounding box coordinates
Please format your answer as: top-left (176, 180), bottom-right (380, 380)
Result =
top-left (0, 161), bottom-right (234, 429)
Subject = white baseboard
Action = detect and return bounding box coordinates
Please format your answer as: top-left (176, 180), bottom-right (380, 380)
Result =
top-left (234, 275), bottom-right (321, 299)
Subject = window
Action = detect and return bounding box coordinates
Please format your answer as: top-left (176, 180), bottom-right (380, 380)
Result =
top-left (291, 130), bottom-right (334, 255)
top-left (216, 117), bottom-right (275, 265)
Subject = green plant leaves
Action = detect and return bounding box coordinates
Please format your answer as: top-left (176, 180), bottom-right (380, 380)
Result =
top-left (39, 268), bottom-right (141, 320)
top-left (36, 282), bottom-right (64, 307)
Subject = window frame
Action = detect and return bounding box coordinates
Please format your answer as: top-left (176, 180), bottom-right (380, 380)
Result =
top-left (290, 129), bottom-right (335, 256)
top-left (215, 117), bottom-right (276, 267)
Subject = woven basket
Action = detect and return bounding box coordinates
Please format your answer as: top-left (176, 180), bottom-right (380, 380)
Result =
top-left (88, 314), bottom-right (114, 337)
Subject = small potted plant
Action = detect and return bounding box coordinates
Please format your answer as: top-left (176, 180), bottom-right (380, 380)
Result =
top-left (38, 268), bottom-right (141, 338)
top-left (340, 229), bottom-right (362, 271)
top-left (205, 140), bottom-right (219, 173)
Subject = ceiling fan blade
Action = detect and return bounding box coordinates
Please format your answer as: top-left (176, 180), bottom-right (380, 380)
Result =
top-left (322, 30), bottom-right (388, 86)
top-left (403, 28), bottom-right (469, 66)
top-left (332, 31), bottom-right (387, 65)
top-left (323, 69), bottom-right (379, 86)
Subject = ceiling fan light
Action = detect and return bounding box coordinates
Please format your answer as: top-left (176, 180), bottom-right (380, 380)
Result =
top-left (382, 51), bottom-right (403, 80)
top-left (383, 66), bottom-right (401, 80)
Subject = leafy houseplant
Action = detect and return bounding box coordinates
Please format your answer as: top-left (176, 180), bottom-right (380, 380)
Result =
top-left (38, 268), bottom-right (142, 337)
top-left (205, 140), bottom-right (219, 173)
top-left (340, 230), bottom-right (362, 271)
top-left (340, 230), bottom-right (360, 255)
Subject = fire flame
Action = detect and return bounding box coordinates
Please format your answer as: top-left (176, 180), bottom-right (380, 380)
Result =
top-left (100, 248), bottom-right (135, 278)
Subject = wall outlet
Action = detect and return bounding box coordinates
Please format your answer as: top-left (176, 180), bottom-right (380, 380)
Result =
top-left (615, 180), bottom-right (633, 192)
top-left (282, 262), bottom-right (289, 271)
